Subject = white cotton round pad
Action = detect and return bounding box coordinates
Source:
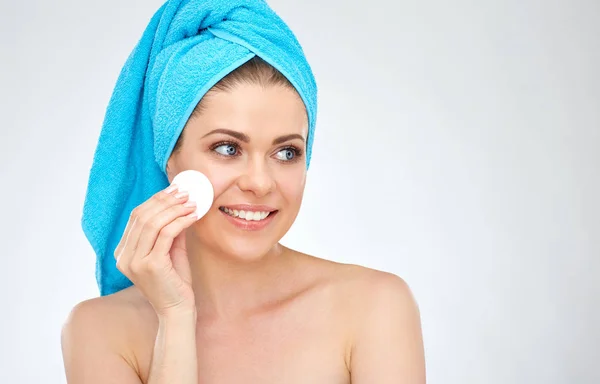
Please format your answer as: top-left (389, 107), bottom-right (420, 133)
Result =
top-left (172, 170), bottom-right (214, 220)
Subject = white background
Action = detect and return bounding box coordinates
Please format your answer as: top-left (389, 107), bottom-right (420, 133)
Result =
top-left (0, 0), bottom-right (598, 383)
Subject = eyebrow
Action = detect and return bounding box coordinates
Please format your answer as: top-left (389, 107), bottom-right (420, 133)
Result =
top-left (272, 134), bottom-right (305, 145)
top-left (202, 129), bottom-right (305, 145)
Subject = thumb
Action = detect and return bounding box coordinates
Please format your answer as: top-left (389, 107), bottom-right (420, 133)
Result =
top-left (170, 231), bottom-right (192, 285)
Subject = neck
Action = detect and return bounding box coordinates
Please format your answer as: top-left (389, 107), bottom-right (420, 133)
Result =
top-left (185, 230), bottom-right (296, 322)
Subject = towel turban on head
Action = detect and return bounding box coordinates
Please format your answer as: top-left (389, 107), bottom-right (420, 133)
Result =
top-left (81, 0), bottom-right (318, 296)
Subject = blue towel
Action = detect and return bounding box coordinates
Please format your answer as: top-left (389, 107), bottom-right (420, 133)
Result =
top-left (81, 0), bottom-right (318, 296)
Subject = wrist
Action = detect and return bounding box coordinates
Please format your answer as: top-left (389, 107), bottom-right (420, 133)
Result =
top-left (156, 304), bottom-right (197, 321)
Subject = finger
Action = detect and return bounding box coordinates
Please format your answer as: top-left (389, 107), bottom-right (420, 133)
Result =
top-left (114, 183), bottom-right (179, 260)
top-left (114, 211), bottom-right (135, 262)
top-left (120, 188), bottom-right (188, 265)
top-left (134, 201), bottom-right (197, 262)
top-left (116, 187), bottom-right (185, 276)
top-left (170, 231), bottom-right (192, 285)
top-left (148, 211), bottom-right (198, 261)
top-left (115, 213), bottom-right (141, 276)
top-left (125, 189), bottom-right (189, 259)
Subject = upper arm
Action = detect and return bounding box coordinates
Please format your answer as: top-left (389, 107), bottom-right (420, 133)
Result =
top-left (349, 273), bottom-right (426, 383)
top-left (61, 299), bottom-right (143, 384)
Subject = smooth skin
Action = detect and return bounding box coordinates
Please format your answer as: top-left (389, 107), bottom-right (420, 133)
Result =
top-left (61, 83), bottom-right (426, 383)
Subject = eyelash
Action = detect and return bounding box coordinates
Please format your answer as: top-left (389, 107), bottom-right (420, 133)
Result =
top-left (209, 140), bottom-right (304, 163)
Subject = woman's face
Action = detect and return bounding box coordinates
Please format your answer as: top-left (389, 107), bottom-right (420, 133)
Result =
top-left (166, 82), bottom-right (309, 260)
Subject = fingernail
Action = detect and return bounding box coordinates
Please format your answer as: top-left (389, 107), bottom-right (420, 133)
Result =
top-left (183, 201), bottom-right (196, 208)
top-left (175, 191), bottom-right (189, 199)
top-left (165, 184), bottom-right (178, 194)
top-left (186, 212), bottom-right (198, 220)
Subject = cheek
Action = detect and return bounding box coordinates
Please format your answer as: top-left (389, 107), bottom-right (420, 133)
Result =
top-left (200, 165), bottom-right (239, 198)
top-left (275, 167), bottom-right (306, 204)
top-left (191, 159), bottom-right (306, 203)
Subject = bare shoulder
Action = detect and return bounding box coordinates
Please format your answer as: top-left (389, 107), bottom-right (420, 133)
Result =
top-left (62, 286), bottom-right (153, 337)
top-left (329, 262), bottom-right (422, 335)
top-left (61, 286), bottom-right (154, 380)
top-left (296, 253), bottom-right (425, 382)
top-left (297, 252), bottom-right (417, 312)
top-left (345, 264), bottom-right (418, 315)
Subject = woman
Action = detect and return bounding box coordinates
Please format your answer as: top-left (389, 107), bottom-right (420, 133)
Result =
top-left (61, 2), bottom-right (425, 383)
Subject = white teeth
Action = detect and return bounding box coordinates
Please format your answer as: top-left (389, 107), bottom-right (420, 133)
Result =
top-left (221, 208), bottom-right (271, 221)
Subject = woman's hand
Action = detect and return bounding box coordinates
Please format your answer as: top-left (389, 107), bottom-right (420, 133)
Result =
top-left (114, 184), bottom-right (199, 317)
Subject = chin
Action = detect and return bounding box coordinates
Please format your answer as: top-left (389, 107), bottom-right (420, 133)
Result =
top-left (218, 238), bottom-right (278, 262)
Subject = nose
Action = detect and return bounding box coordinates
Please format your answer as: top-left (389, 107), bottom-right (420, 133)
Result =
top-left (236, 158), bottom-right (276, 198)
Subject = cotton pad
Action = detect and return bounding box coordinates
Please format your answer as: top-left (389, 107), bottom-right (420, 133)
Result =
top-left (172, 170), bottom-right (214, 220)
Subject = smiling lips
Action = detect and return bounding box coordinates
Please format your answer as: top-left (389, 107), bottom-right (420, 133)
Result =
top-left (218, 205), bottom-right (278, 230)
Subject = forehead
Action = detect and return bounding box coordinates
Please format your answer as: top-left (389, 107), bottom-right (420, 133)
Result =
top-left (188, 84), bottom-right (308, 138)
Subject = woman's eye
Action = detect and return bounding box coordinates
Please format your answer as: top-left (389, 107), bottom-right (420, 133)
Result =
top-left (275, 148), bottom-right (296, 161)
top-left (214, 144), bottom-right (238, 156)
